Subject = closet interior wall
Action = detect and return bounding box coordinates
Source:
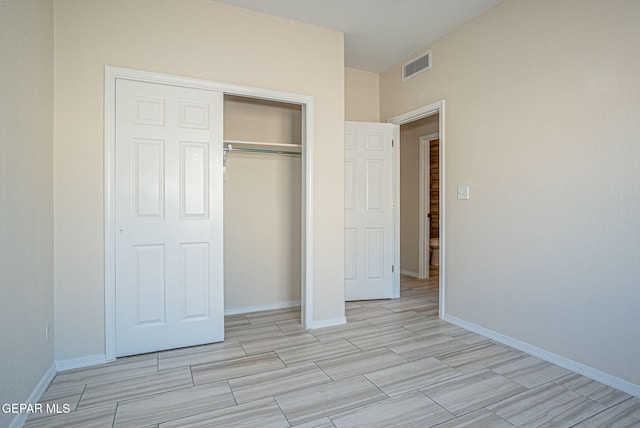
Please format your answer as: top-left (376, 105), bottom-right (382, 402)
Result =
top-left (223, 95), bottom-right (302, 313)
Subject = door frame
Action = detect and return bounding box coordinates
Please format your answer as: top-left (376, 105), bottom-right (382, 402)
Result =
top-left (104, 66), bottom-right (315, 360)
top-left (419, 132), bottom-right (439, 279)
top-left (388, 100), bottom-right (445, 314)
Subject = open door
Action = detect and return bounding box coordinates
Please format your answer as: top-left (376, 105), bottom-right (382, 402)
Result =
top-left (344, 122), bottom-right (397, 300)
top-left (115, 79), bottom-right (224, 356)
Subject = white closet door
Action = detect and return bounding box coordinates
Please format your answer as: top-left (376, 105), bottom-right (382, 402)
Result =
top-left (344, 121), bottom-right (396, 301)
top-left (115, 79), bottom-right (224, 357)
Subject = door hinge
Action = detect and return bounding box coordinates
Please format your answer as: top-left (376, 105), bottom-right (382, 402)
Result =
top-left (392, 265), bottom-right (395, 273)
top-left (392, 139), bottom-right (394, 147)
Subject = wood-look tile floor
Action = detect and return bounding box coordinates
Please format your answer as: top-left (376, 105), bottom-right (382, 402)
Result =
top-left (27, 270), bottom-right (640, 427)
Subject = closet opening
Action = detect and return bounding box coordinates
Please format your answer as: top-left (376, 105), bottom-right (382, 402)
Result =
top-left (222, 95), bottom-right (304, 323)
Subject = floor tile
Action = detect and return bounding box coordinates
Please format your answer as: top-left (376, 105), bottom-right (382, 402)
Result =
top-left (230, 363), bottom-right (331, 404)
top-left (431, 408), bottom-right (515, 427)
top-left (491, 355), bottom-right (571, 389)
top-left (27, 385), bottom-right (84, 420)
top-left (403, 318), bottom-right (458, 334)
top-left (366, 311), bottom-right (427, 327)
top-left (330, 390), bottom-right (454, 428)
top-left (245, 307), bottom-right (301, 324)
top-left (158, 340), bottom-right (246, 370)
top-left (241, 332), bottom-right (318, 355)
top-left (315, 347), bottom-right (406, 381)
top-left (573, 397), bottom-right (640, 427)
top-left (435, 342), bottom-right (523, 373)
top-left (311, 320), bottom-right (381, 342)
top-left (226, 322), bottom-right (287, 341)
top-left (345, 326), bottom-right (420, 350)
top-left (364, 357), bottom-right (461, 396)
top-left (488, 383), bottom-right (606, 427)
top-left (291, 417), bottom-right (336, 427)
top-left (191, 352), bottom-right (285, 385)
top-left (554, 373), bottom-right (632, 406)
top-left (275, 376), bottom-right (386, 426)
top-left (77, 367), bottom-right (193, 409)
top-left (420, 370), bottom-right (527, 416)
top-left (159, 398), bottom-right (289, 428)
top-left (113, 382), bottom-right (235, 427)
top-left (275, 338), bottom-right (359, 366)
top-left (47, 354), bottom-right (157, 390)
top-left (386, 333), bottom-right (467, 361)
top-left (24, 404), bottom-right (116, 428)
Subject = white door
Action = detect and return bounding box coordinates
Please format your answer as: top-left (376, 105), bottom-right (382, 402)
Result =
top-left (115, 79), bottom-right (224, 356)
top-left (344, 122), bottom-right (397, 300)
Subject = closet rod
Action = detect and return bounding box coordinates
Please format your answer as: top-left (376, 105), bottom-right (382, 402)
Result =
top-left (224, 139), bottom-right (301, 149)
top-left (224, 145), bottom-right (301, 156)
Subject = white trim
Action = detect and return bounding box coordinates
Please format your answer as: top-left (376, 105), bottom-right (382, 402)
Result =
top-left (443, 314), bottom-right (640, 397)
top-left (224, 300), bottom-right (301, 316)
top-left (104, 66), bottom-right (316, 360)
top-left (418, 132), bottom-right (439, 279)
top-left (400, 269), bottom-right (420, 278)
top-left (7, 363), bottom-right (57, 428)
top-left (55, 354), bottom-right (110, 372)
top-left (388, 100), bottom-right (445, 314)
top-left (309, 316), bottom-right (347, 330)
top-left (391, 126), bottom-right (401, 298)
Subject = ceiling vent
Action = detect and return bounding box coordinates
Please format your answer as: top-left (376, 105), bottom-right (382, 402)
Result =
top-left (403, 50), bottom-right (431, 81)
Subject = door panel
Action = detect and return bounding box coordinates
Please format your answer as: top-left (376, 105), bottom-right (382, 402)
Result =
top-left (115, 79), bottom-right (224, 356)
top-left (344, 122), bottom-right (396, 300)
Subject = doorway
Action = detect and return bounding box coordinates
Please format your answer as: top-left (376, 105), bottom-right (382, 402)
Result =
top-left (389, 101), bottom-right (445, 315)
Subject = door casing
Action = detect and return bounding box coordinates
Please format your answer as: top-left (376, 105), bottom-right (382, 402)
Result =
top-left (104, 66), bottom-right (315, 361)
top-left (388, 100), bottom-right (445, 314)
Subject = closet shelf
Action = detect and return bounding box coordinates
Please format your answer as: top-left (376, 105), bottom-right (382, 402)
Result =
top-left (223, 139), bottom-right (301, 148)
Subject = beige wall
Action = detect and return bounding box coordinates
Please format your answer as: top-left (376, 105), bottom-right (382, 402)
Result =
top-left (381, 0), bottom-right (640, 385)
top-left (0, 1), bottom-right (54, 425)
top-left (345, 67), bottom-right (380, 122)
top-left (399, 116), bottom-right (439, 275)
top-left (53, 0), bottom-right (345, 361)
top-left (223, 97), bottom-right (301, 310)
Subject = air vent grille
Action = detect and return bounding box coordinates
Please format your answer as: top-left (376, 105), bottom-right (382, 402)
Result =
top-left (403, 51), bottom-right (431, 81)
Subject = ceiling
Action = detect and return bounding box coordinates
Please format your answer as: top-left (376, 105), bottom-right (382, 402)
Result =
top-left (214, 0), bottom-right (503, 73)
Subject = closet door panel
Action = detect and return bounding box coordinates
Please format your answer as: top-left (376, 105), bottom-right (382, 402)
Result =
top-left (115, 78), bottom-right (224, 357)
top-left (181, 142), bottom-right (209, 218)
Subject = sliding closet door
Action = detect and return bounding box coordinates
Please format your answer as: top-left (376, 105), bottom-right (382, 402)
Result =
top-left (114, 79), bottom-right (224, 356)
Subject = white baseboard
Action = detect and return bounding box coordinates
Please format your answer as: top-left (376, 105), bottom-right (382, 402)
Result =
top-left (309, 316), bottom-right (347, 330)
top-left (8, 362), bottom-right (57, 428)
top-left (400, 269), bottom-right (420, 278)
top-left (224, 300), bottom-right (300, 316)
top-left (442, 313), bottom-right (640, 397)
top-left (55, 354), bottom-right (110, 372)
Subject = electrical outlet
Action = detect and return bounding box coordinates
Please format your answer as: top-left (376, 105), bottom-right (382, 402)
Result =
top-left (45, 321), bottom-right (50, 341)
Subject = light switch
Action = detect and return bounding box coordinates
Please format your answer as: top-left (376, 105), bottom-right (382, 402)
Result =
top-left (457, 185), bottom-right (470, 200)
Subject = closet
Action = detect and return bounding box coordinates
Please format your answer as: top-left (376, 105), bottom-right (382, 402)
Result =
top-left (222, 95), bottom-right (302, 315)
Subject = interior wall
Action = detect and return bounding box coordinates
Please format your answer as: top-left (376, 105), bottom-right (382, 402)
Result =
top-left (0, 1), bottom-right (54, 425)
top-left (53, 0), bottom-right (345, 361)
top-left (223, 96), bottom-right (301, 310)
top-left (399, 115), bottom-right (439, 275)
top-left (381, 0), bottom-right (640, 386)
top-left (345, 67), bottom-right (380, 122)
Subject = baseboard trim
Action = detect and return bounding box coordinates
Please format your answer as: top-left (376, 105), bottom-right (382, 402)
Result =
top-left (400, 269), bottom-right (420, 278)
top-left (55, 354), bottom-right (110, 372)
top-left (442, 313), bottom-right (640, 397)
top-left (224, 300), bottom-right (301, 316)
top-left (8, 362), bottom-right (57, 428)
top-left (309, 316), bottom-right (347, 330)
